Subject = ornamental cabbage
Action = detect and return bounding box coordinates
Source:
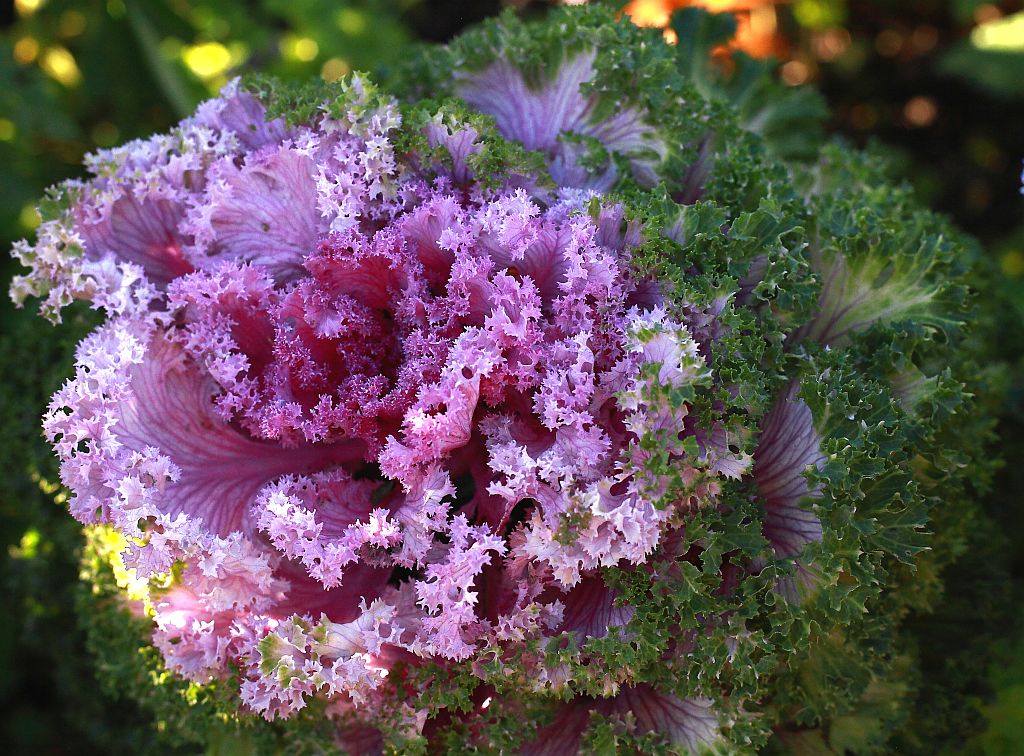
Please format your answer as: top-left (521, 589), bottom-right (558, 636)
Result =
top-left (10, 6), bottom-right (991, 753)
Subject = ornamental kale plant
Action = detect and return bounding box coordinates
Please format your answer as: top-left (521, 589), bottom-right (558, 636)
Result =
top-left (8, 6), bottom-right (994, 753)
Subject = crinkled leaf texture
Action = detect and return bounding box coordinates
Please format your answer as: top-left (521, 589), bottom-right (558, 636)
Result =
top-left (10, 5), bottom-right (987, 754)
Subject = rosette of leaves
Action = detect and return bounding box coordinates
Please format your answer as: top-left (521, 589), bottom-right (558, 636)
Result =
top-left (8, 5), bottom-right (996, 754)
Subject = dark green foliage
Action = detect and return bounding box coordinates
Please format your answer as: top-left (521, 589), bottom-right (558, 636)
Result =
top-left (0, 300), bottom-right (146, 753)
top-left (668, 7), bottom-right (827, 164)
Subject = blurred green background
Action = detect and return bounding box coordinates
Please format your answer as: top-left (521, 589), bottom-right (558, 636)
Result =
top-left (1, 0), bottom-right (1022, 753)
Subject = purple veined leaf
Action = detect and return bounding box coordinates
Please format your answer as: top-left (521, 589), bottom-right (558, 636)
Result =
top-left (524, 685), bottom-right (719, 754)
top-left (455, 51), bottom-right (665, 192)
top-left (45, 317), bottom-right (366, 542)
top-left (186, 145), bottom-right (321, 281)
top-left (753, 385), bottom-right (825, 601)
